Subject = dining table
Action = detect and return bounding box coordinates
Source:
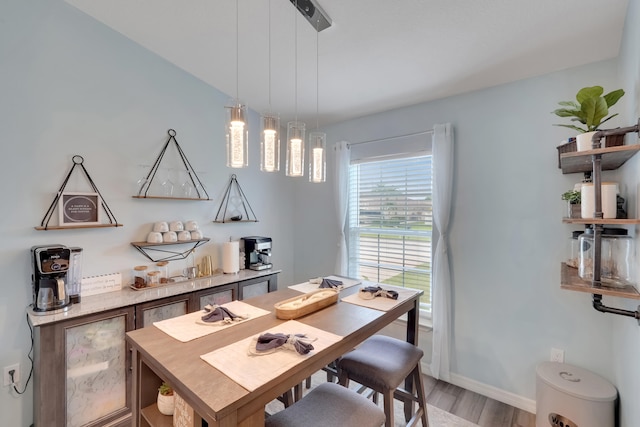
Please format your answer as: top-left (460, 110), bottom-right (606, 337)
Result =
top-left (126, 280), bottom-right (422, 427)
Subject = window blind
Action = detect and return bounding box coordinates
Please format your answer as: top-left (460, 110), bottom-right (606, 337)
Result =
top-left (348, 155), bottom-right (433, 309)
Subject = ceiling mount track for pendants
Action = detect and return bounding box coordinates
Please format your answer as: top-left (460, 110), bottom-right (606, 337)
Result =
top-left (213, 174), bottom-right (258, 223)
top-left (289, 0), bottom-right (332, 32)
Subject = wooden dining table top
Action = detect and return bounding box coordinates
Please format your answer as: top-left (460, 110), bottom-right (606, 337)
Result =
top-left (126, 284), bottom-right (422, 427)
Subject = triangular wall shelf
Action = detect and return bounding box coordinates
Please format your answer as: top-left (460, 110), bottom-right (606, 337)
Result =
top-left (213, 174), bottom-right (258, 223)
top-left (36, 155), bottom-right (123, 230)
top-left (133, 129), bottom-right (210, 200)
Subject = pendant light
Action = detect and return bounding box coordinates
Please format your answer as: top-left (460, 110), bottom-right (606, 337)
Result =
top-left (260, 0), bottom-right (280, 172)
top-left (226, 0), bottom-right (248, 168)
top-left (286, 1), bottom-right (306, 177)
top-left (308, 19), bottom-right (326, 183)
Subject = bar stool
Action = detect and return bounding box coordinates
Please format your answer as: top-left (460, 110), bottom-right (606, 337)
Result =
top-left (338, 335), bottom-right (429, 427)
top-left (266, 382), bottom-right (385, 427)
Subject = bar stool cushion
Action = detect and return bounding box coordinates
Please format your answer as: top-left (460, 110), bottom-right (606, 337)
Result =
top-left (265, 382), bottom-right (385, 427)
top-left (338, 335), bottom-right (424, 390)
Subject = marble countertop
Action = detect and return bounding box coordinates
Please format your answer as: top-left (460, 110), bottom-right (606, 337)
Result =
top-left (28, 268), bottom-right (281, 327)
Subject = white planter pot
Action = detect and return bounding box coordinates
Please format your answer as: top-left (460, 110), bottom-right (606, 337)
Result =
top-left (576, 131), bottom-right (598, 151)
top-left (157, 392), bottom-right (175, 416)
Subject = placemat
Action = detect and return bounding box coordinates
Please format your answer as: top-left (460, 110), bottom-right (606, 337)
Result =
top-left (288, 275), bottom-right (361, 293)
top-left (153, 300), bottom-right (271, 342)
top-left (200, 320), bottom-right (343, 391)
top-left (341, 283), bottom-right (421, 312)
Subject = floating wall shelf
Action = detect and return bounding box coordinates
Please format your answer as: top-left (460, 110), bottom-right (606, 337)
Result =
top-left (133, 129), bottom-right (210, 201)
top-left (131, 238), bottom-right (211, 262)
top-left (36, 155), bottom-right (123, 230)
top-left (213, 174), bottom-right (258, 223)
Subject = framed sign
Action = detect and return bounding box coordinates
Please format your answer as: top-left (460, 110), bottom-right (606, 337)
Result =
top-left (58, 192), bottom-right (101, 226)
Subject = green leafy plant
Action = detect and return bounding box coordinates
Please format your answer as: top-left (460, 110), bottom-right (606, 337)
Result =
top-left (158, 382), bottom-right (173, 396)
top-left (553, 86), bottom-right (624, 133)
top-left (561, 190), bottom-right (581, 204)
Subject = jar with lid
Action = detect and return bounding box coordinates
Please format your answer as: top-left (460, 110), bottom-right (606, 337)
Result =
top-left (132, 265), bottom-right (148, 289)
top-left (578, 227), bottom-right (634, 287)
top-left (156, 261), bottom-right (169, 284)
top-left (147, 270), bottom-right (161, 286)
top-left (567, 230), bottom-right (583, 268)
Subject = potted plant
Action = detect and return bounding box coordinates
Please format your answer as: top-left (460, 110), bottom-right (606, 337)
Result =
top-left (562, 189), bottom-right (581, 218)
top-left (157, 382), bottom-right (175, 416)
top-left (552, 86), bottom-right (625, 151)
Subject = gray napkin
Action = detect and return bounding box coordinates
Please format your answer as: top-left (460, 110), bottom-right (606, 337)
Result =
top-left (319, 278), bottom-right (343, 289)
top-left (201, 304), bottom-right (242, 322)
top-left (360, 285), bottom-right (399, 300)
top-left (255, 333), bottom-right (315, 354)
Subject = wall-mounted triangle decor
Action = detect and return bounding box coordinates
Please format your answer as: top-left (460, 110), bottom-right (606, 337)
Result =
top-left (213, 174), bottom-right (258, 223)
top-left (36, 155), bottom-right (122, 230)
top-left (133, 129), bottom-right (210, 200)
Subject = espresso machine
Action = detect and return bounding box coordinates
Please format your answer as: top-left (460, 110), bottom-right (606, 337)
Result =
top-left (31, 245), bottom-right (72, 314)
top-left (241, 236), bottom-right (272, 271)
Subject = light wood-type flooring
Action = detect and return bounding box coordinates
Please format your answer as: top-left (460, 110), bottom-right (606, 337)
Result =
top-left (424, 375), bottom-right (536, 427)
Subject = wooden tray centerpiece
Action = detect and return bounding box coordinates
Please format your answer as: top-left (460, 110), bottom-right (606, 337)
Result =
top-left (274, 289), bottom-right (339, 320)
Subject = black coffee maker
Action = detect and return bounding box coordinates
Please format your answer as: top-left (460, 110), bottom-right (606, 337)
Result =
top-left (31, 245), bottom-right (71, 314)
top-left (241, 236), bottom-right (272, 271)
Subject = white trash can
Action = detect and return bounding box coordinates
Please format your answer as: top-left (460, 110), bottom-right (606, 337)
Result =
top-left (536, 362), bottom-right (617, 427)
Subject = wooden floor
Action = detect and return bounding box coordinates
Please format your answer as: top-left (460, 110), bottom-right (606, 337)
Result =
top-left (423, 375), bottom-right (537, 427)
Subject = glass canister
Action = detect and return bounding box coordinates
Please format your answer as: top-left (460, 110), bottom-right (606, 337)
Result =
top-left (578, 227), bottom-right (634, 287)
top-left (156, 261), bottom-right (169, 284)
top-left (147, 270), bottom-right (161, 286)
top-left (132, 265), bottom-right (148, 289)
top-left (567, 230), bottom-right (583, 268)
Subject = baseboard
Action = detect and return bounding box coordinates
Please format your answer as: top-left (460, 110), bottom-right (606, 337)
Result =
top-left (421, 362), bottom-right (537, 415)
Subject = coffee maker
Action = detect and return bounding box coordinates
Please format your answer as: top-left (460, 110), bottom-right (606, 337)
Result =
top-left (31, 245), bottom-right (72, 314)
top-left (241, 236), bottom-right (272, 271)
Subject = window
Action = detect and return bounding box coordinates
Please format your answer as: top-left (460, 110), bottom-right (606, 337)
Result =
top-left (347, 155), bottom-right (432, 312)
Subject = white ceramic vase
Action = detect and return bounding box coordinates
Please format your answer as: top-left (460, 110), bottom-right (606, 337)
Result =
top-left (157, 392), bottom-right (175, 416)
top-left (576, 131), bottom-right (598, 151)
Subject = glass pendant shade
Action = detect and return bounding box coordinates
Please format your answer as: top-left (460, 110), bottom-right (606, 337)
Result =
top-left (308, 131), bottom-right (326, 183)
top-left (226, 100), bottom-right (248, 168)
top-left (286, 121), bottom-right (306, 177)
top-left (260, 113), bottom-right (280, 172)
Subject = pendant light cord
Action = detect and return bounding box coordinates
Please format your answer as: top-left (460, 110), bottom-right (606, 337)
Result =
top-left (315, 19), bottom-right (319, 130)
top-left (235, 0), bottom-right (239, 100)
top-left (294, 0), bottom-right (298, 123)
top-left (268, 0), bottom-right (272, 109)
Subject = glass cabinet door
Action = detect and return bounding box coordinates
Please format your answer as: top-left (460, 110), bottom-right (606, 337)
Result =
top-left (65, 315), bottom-right (127, 427)
top-left (141, 300), bottom-right (187, 327)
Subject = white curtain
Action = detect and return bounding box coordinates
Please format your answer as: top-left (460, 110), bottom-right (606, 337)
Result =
top-left (333, 141), bottom-right (350, 276)
top-left (429, 123), bottom-right (453, 381)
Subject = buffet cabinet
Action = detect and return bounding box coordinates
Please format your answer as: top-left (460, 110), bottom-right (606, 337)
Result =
top-left (31, 272), bottom-right (279, 427)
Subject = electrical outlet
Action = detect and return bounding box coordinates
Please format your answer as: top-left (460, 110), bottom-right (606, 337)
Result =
top-left (3, 364), bottom-right (20, 386)
top-left (550, 348), bottom-right (565, 363)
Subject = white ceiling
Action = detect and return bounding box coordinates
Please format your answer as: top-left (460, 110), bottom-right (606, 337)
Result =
top-left (64, 0), bottom-right (629, 127)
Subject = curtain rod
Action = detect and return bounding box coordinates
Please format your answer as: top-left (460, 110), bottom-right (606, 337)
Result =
top-left (348, 129), bottom-right (434, 147)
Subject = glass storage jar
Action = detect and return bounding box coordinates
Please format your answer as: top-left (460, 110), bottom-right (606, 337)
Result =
top-left (132, 265), bottom-right (148, 289)
top-left (567, 230), bottom-right (583, 268)
top-left (147, 270), bottom-right (161, 286)
top-left (578, 227), bottom-right (634, 287)
top-left (156, 261), bottom-right (169, 284)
